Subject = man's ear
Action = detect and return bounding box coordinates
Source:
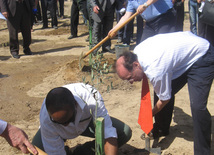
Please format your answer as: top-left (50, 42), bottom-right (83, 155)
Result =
top-left (132, 61), bottom-right (140, 69)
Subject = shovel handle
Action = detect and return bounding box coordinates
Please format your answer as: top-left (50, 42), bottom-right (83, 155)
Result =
top-left (27, 146), bottom-right (48, 155)
top-left (82, 12), bottom-right (139, 59)
top-left (82, 35), bottom-right (110, 59)
top-left (111, 12), bottom-right (139, 36)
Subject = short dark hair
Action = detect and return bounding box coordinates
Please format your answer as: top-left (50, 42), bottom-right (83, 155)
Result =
top-left (119, 52), bottom-right (138, 71)
top-left (45, 87), bottom-right (76, 112)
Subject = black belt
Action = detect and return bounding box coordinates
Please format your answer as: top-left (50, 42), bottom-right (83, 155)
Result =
top-left (16, 0), bottom-right (24, 3)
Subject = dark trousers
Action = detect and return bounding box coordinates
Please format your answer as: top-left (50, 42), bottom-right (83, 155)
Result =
top-left (41, 0), bottom-right (58, 27)
top-left (140, 8), bottom-right (176, 42)
top-left (198, 14), bottom-right (214, 47)
top-left (136, 15), bottom-right (144, 45)
top-left (154, 46), bottom-right (214, 155)
top-left (58, 0), bottom-right (64, 17)
top-left (31, 117), bottom-right (132, 154)
top-left (174, 1), bottom-right (184, 32)
top-left (7, 2), bottom-right (31, 54)
top-left (70, 0), bottom-right (88, 36)
top-left (70, 0), bottom-right (79, 36)
top-left (116, 11), bottom-right (134, 45)
top-left (92, 8), bottom-right (114, 50)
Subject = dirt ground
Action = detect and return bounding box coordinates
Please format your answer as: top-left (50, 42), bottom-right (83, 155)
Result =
top-left (1, 1), bottom-right (214, 155)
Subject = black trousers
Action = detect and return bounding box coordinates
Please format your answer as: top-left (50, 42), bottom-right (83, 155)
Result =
top-left (41, 0), bottom-right (58, 27)
top-left (7, 2), bottom-right (31, 54)
top-left (154, 45), bottom-right (214, 155)
top-left (70, 0), bottom-right (87, 36)
top-left (92, 7), bottom-right (115, 50)
top-left (58, 0), bottom-right (64, 17)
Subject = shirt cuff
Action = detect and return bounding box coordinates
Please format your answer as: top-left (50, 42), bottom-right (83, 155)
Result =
top-left (0, 119), bottom-right (8, 135)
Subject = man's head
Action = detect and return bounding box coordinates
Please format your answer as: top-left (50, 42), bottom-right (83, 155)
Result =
top-left (116, 52), bottom-right (144, 84)
top-left (46, 87), bottom-right (77, 126)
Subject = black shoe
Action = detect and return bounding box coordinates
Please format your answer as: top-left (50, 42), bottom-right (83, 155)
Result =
top-left (130, 38), bottom-right (134, 43)
top-left (11, 52), bottom-right (20, 59)
top-left (24, 48), bottom-right (32, 55)
top-left (53, 25), bottom-right (58, 29)
top-left (68, 35), bottom-right (77, 39)
top-left (117, 37), bottom-right (122, 43)
top-left (85, 36), bottom-right (89, 42)
top-left (102, 47), bottom-right (115, 54)
top-left (141, 128), bottom-right (169, 140)
top-left (42, 25), bottom-right (48, 29)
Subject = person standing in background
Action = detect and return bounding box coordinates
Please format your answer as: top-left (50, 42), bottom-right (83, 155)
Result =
top-left (58, 0), bottom-right (64, 18)
top-left (109, 0), bottom-right (176, 43)
top-left (41, 0), bottom-right (58, 29)
top-left (198, 0), bottom-right (214, 46)
top-left (0, 0), bottom-right (35, 59)
top-left (90, 0), bottom-right (117, 54)
top-left (188, 0), bottom-right (198, 35)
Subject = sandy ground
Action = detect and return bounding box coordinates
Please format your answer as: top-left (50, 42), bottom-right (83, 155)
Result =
top-left (1, 1), bottom-right (214, 155)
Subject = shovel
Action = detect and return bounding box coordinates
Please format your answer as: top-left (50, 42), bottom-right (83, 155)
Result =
top-left (28, 146), bottom-right (47, 155)
top-left (79, 12), bottom-right (139, 70)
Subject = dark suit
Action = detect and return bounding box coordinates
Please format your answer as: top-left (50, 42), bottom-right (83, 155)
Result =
top-left (90, 0), bottom-right (116, 51)
top-left (0, 0), bottom-right (34, 55)
top-left (41, 0), bottom-right (57, 28)
top-left (70, 0), bottom-right (87, 36)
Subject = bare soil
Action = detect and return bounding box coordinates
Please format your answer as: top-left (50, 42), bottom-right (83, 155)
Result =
top-left (1, 1), bottom-right (214, 155)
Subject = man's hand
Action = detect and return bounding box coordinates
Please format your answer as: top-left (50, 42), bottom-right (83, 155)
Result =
top-left (104, 137), bottom-right (118, 155)
top-left (0, 124), bottom-right (38, 154)
top-left (152, 99), bottom-right (170, 116)
top-left (93, 6), bottom-right (100, 14)
top-left (2, 12), bottom-right (8, 19)
top-left (137, 4), bottom-right (147, 14)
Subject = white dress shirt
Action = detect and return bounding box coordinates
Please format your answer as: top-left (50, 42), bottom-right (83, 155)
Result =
top-left (40, 83), bottom-right (117, 155)
top-left (134, 31), bottom-right (210, 101)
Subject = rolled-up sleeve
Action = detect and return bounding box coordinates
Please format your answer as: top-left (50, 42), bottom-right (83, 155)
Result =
top-left (0, 119), bottom-right (7, 135)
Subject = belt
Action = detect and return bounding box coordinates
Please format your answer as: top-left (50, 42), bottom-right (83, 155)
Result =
top-left (16, 0), bottom-right (24, 3)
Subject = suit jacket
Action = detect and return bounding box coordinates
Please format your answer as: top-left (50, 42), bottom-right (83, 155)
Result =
top-left (90, 0), bottom-right (116, 22)
top-left (0, 0), bottom-right (34, 17)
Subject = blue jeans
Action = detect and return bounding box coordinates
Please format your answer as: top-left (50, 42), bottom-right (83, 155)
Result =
top-left (188, 0), bottom-right (198, 35)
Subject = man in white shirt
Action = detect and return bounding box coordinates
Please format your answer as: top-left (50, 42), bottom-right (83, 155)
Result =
top-left (0, 119), bottom-right (37, 154)
top-left (115, 31), bottom-right (214, 155)
top-left (32, 83), bottom-right (132, 155)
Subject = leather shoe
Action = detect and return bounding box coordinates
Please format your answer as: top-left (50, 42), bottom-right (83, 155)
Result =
top-left (53, 25), bottom-right (58, 29)
top-left (42, 25), bottom-right (48, 29)
top-left (102, 47), bottom-right (115, 54)
top-left (24, 48), bottom-right (32, 55)
top-left (11, 52), bottom-right (20, 59)
top-left (68, 35), bottom-right (77, 39)
top-left (117, 37), bottom-right (122, 43)
top-left (141, 128), bottom-right (169, 140)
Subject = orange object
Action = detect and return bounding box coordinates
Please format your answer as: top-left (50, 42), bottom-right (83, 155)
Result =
top-left (138, 74), bottom-right (153, 135)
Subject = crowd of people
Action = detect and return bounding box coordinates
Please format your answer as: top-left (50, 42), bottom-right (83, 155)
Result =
top-left (0, 0), bottom-right (214, 154)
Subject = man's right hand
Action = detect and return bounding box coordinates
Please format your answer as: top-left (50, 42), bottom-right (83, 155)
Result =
top-left (93, 6), bottom-right (100, 14)
top-left (1, 124), bottom-right (38, 154)
top-left (2, 12), bottom-right (8, 19)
